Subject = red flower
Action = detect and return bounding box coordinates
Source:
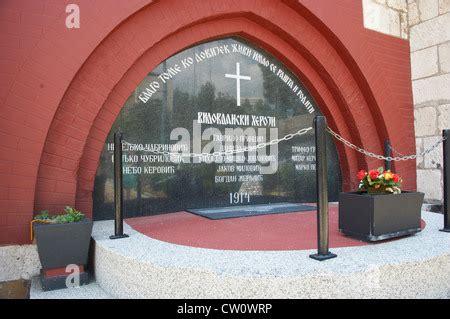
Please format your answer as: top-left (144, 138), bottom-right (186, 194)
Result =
top-left (356, 170), bottom-right (367, 180)
top-left (393, 174), bottom-right (400, 183)
top-left (369, 170), bottom-right (379, 180)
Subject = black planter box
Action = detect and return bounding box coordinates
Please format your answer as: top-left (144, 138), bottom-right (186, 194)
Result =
top-left (338, 191), bottom-right (424, 241)
top-left (33, 218), bottom-right (93, 270)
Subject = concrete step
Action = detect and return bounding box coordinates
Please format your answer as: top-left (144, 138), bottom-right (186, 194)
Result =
top-left (30, 276), bottom-right (112, 299)
top-left (91, 211), bottom-right (450, 298)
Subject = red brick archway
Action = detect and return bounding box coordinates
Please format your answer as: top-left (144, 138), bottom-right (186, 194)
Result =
top-left (37, 0), bottom-right (416, 218)
top-left (0, 0), bottom-right (415, 244)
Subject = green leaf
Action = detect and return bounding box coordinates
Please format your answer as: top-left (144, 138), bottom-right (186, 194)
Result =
top-left (32, 206), bottom-right (84, 224)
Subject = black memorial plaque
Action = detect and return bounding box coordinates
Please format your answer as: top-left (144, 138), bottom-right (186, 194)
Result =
top-left (93, 38), bottom-right (342, 220)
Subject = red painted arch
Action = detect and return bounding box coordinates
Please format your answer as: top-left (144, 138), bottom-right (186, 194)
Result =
top-left (0, 0), bottom-right (415, 244)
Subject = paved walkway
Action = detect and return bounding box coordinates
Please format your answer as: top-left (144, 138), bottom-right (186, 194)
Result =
top-left (30, 277), bottom-right (111, 299)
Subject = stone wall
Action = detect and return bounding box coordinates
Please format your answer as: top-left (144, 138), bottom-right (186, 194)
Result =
top-left (410, 0), bottom-right (450, 205)
top-left (363, 0), bottom-right (450, 206)
top-left (362, 0), bottom-right (408, 39)
top-left (0, 0), bottom-right (417, 244)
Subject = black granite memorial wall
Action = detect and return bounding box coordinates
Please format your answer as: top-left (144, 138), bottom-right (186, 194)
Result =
top-left (93, 37), bottom-right (342, 220)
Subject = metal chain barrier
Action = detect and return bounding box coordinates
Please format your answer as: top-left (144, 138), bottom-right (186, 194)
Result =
top-left (326, 126), bottom-right (447, 161)
top-left (119, 123), bottom-right (444, 162)
top-left (121, 126), bottom-right (313, 158)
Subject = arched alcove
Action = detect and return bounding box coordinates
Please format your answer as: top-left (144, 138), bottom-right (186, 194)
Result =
top-left (91, 36), bottom-right (343, 220)
top-left (32, 0), bottom-right (415, 219)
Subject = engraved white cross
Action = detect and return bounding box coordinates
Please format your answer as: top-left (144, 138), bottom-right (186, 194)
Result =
top-left (225, 62), bottom-right (251, 106)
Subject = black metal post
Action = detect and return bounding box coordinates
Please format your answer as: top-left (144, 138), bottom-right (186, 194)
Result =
top-left (384, 139), bottom-right (392, 171)
top-left (440, 129), bottom-right (450, 232)
top-left (110, 132), bottom-right (129, 239)
top-left (310, 116), bottom-right (337, 261)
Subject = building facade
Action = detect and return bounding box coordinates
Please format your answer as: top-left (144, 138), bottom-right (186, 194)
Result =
top-left (0, 0), bottom-right (448, 246)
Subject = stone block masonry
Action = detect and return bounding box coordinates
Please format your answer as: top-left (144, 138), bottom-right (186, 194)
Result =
top-left (363, 0), bottom-right (450, 205)
top-left (409, 0), bottom-right (450, 205)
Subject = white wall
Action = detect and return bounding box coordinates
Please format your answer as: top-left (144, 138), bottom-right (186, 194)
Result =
top-left (363, 0), bottom-right (450, 206)
top-left (362, 0), bottom-right (408, 38)
top-left (409, 0), bottom-right (450, 205)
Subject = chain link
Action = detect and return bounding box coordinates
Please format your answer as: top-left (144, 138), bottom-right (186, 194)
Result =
top-left (118, 124), bottom-right (444, 162)
top-left (326, 126), bottom-right (447, 161)
top-left (121, 127), bottom-right (313, 159)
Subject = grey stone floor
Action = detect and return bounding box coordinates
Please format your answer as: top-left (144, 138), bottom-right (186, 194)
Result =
top-left (30, 276), bottom-right (112, 299)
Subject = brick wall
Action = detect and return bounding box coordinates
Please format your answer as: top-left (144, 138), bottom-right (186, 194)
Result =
top-left (0, 0), bottom-right (151, 244)
top-left (0, 0), bottom-right (416, 244)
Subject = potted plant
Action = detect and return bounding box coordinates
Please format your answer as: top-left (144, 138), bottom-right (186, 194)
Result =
top-left (31, 206), bottom-right (93, 291)
top-left (339, 167), bottom-right (424, 241)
